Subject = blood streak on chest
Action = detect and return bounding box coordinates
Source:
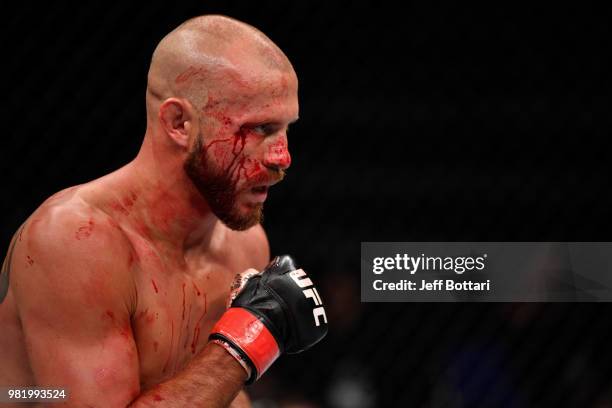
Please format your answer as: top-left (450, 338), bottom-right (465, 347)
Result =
top-left (154, 280), bottom-right (210, 373)
top-left (181, 283), bottom-right (186, 321)
top-left (162, 321), bottom-right (175, 374)
top-left (190, 293), bottom-right (208, 355)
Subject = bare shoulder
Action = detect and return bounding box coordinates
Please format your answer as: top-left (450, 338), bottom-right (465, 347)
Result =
top-left (25, 190), bottom-right (129, 257)
top-left (5, 189), bottom-right (140, 404)
top-left (9, 189), bottom-right (134, 302)
top-left (224, 223), bottom-right (270, 271)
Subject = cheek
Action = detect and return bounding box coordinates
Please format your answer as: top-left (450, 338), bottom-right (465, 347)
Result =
top-left (200, 128), bottom-right (267, 183)
top-left (199, 108), bottom-right (249, 171)
top-left (203, 132), bottom-right (247, 170)
top-left (235, 157), bottom-right (267, 185)
top-left (245, 159), bottom-right (264, 178)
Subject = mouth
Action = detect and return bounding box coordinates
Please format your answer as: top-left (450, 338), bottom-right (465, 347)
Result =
top-left (248, 185), bottom-right (269, 203)
top-left (251, 185), bottom-right (268, 193)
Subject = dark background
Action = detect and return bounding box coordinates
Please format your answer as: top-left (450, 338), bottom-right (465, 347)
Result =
top-left (3, 2), bottom-right (612, 407)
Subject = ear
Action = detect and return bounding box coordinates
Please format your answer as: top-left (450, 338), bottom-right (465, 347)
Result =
top-left (158, 98), bottom-right (195, 148)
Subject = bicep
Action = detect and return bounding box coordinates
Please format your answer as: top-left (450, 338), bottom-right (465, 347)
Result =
top-left (12, 217), bottom-right (140, 406)
top-left (20, 309), bottom-right (140, 405)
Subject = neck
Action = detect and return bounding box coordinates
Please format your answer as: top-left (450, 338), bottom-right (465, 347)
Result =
top-left (112, 131), bottom-right (219, 253)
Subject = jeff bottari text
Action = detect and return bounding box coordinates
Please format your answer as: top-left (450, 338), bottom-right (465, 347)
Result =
top-left (372, 279), bottom-right (490, 291)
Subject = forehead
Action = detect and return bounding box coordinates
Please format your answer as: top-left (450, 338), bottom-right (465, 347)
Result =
top-left (208, 66), bottom-right (299, 123)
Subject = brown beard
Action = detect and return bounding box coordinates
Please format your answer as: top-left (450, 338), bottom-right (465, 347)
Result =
top-left (184, 135), bottom-right (263, 231)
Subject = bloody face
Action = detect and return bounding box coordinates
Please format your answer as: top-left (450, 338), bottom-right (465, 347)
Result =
top-left (184, 69), bottom-right (297, 231)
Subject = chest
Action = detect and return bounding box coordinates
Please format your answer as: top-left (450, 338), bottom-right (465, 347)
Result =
top-left (128, 243), bottom-right (247, 389)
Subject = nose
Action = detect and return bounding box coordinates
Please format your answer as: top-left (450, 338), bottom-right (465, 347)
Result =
top-left (263, 138), bottom-right (291, 171)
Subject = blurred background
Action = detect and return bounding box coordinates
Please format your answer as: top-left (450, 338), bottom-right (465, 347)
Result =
top-left (3, 1), bottom-right (612, 407)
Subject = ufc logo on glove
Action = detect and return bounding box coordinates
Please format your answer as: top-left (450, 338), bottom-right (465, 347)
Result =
top-left (209, 255), bottom-right (329, 384)
top-left (289, 269), bottom-right (328, 327)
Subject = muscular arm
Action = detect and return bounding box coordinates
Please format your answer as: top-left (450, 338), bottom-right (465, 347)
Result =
top-left (11, 208), bottom-right (247, 407)
top-left (230, 390), bottom-right (252, 408)
top-left (132, 345), bottom-right (246, 407)
top-left (12, 210), bottom-right (141, 404)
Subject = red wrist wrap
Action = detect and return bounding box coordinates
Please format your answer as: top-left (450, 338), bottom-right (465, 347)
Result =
top-left (210, 308), bottom-right (280, 381)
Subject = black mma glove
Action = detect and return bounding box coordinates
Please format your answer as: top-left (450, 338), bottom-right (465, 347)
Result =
top-left (208, 255), bottom-right (328, 383)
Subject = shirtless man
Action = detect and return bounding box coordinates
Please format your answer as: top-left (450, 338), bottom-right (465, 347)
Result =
top-left (0, 15), bottom-right (327, 407)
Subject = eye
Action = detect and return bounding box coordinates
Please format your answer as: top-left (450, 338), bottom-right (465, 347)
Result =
top-left (252, 123), bottom-right (277, 136)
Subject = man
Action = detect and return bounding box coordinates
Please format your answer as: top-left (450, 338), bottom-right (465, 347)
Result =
top-left (0, 15), bottom-right (327, 407)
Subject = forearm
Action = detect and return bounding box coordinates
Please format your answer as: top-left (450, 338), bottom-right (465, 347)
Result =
top-left (130, 343), bottom-right (246, 408)
top-left (229, 390), bottom-right (252, 408)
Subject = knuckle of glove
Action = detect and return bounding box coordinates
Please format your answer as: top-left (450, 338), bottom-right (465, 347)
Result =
top-left (232, 255), bottom-right (328, 354)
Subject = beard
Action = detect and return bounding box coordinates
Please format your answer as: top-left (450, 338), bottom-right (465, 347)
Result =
top-left (184, 134), bottom-right (265, 231)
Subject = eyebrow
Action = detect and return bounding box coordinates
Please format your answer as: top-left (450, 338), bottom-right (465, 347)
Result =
top-left (242, 116), bottom-right (299, 129)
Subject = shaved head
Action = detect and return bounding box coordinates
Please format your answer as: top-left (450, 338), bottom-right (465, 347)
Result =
top-left (141, 15), bottom-right (298, 231)
top-left (146, 15), bottom-right (294, 121)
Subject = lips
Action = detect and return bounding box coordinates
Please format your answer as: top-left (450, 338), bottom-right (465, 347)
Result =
top-left (251, 185), bottom-right (268, 194)
top-left (245, 175), bottom-right (283, 203)
top-left (249, 176), bottom-right (282, 192)
top-left (248, 185), bottom-right (269, 203)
